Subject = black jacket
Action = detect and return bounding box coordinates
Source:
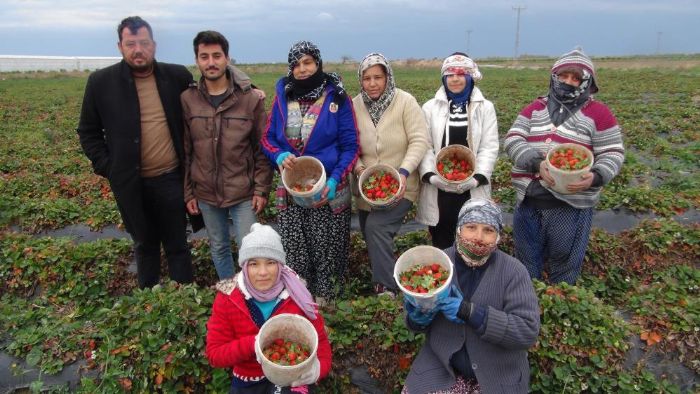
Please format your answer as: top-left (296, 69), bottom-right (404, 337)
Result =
top-left (76, 59), bottom-right (194, 239)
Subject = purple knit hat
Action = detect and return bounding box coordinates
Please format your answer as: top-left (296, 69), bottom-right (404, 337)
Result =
top-left (552, 47), bottom-right (598, 93)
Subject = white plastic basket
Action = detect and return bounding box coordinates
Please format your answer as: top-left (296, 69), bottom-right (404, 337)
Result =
top-left (358, 163), bottom-right (402, 210)
top-left (281, 156), bottom-right (326, 208)
top-left (254, 313), bottom-right (319, 387)
top-left (394, 245), bottom-right (454, 311)
top-left (544, 143), bottom-right (594, 195)
top-left (435, 145), bottom-right (476, 186)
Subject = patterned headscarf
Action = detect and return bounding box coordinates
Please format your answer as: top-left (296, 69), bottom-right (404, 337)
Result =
top-left (358, 53), bottom-right (396, 126)
top-left (284, 40), bottom-right (347, 104)
top-left (547, 47), bottom-right (597, 126)
top-left (456, 198), bottom-right (503, 234)
top-left (287, 40), bottom-right (322, 76)
top-left (551, 47), bottom-right (597, 93)
top-left (441, 52), bottom-right (479, 107)
top-left (441, 52), bottom-right (482, 81)
top-left (455, 199), bottom-right (503, 267)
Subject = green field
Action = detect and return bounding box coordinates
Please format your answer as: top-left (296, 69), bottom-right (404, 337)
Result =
top-left (0, 58), bottom-right (698, 392)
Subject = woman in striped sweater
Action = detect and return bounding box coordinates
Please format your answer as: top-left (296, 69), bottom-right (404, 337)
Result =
top-left (352, 53), bottom-right (429, 295)
top-left (504, 48), bottom-right (625, 285)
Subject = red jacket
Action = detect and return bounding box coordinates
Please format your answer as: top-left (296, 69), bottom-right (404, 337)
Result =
top-left (205, 280), bottom-right (332, 383)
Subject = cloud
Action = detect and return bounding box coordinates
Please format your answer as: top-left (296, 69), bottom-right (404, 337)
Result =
top-left (317, 12), bottom-right (334, 22)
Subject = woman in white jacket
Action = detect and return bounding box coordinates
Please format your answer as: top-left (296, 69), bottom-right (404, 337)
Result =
top-left (416, 53), bottom-right (499, 249)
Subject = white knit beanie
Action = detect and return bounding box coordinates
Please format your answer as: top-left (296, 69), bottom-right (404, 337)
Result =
top-left (441, 53), bottom-right (482, 81)
top-left (237, 223), bottom-right (286, 267)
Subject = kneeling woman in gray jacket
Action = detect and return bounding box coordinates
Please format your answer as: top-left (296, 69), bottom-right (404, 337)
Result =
top-left (402, 199), bottom-right (540, 394)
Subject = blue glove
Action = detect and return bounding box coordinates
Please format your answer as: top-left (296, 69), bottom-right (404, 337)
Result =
top-left (404, 297), bottom-right (437, 326)
top-left (275, 152), bottom-right (291, 166)
top-left (437, 285), bottom-right (465, 324)
top-left (326, 178), bottom-right (338, 200)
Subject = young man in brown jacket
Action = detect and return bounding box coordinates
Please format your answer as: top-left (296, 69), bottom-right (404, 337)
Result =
top-left (182, 31), bottom-right (272, 279)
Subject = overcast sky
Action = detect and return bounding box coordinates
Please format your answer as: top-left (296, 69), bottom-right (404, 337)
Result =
top-left (1, 0), bottom-right (698, 64)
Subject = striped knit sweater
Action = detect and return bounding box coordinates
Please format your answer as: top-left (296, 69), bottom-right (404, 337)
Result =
top-left (504, 97), bottom-right (624, 209)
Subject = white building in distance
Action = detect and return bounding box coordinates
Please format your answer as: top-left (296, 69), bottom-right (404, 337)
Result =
top-left (0, 55), bottom-right (121, 72)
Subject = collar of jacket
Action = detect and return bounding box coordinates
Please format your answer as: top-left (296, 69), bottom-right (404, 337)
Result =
top-left (274, 76), bottom-right (334, 112)
top-left (434, 85), bottom-right (485, 104)
top-left (196, 65), bottom-right (253, 105)
top-left (119, 58), bottom-right (161, 81)
top-left (215, 273), bottom-right (291, 301)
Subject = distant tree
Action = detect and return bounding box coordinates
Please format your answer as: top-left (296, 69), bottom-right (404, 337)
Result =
top-left (340, 55), bottom-right (353, 64)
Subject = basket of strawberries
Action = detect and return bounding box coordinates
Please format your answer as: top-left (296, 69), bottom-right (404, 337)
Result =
top-left (545, 143), bottom-right (594, 194)
top-left (281, 156), bottom-right (327, 208)
top-left (394, 245), bottom-right (454, 310)
top-left (254, 313), bottom-right (319, 386)
top-left (435, 145), bottom-right (476, 185)
top-left (358, 163), bottom-right (402, 210)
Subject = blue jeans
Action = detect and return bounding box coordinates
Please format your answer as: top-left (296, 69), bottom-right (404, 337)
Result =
top-left (198, 199), bottom-right (257, 279)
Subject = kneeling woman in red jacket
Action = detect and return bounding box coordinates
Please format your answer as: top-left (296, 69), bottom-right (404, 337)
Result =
top-left (206, 223), bottom-right (332, 393)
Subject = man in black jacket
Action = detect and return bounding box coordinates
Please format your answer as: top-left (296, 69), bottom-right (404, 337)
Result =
top-left (77, 16), bottom-right (194, 288)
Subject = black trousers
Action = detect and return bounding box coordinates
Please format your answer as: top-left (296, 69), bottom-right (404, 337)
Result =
top-left (428, 190), bottom-right (470, 250)
top-left (134, 171), bottom-right (193, 288)
top-left (229, 381), bottom-right (314, 394)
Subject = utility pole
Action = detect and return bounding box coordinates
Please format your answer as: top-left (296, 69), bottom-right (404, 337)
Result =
top-left (513, 5), bottom-right (526, 62)
top-left (656, 31), bottom-right (662, 55)
top-left (466, 29), bottom-right (473, 54)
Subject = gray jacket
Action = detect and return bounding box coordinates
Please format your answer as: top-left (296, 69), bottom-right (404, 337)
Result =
top-left (404, 249), bottom-right (540, 394)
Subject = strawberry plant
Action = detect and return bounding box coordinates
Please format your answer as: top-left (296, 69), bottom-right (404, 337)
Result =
top-left (530, 281), bottom-right (679, 393)
top-left (322, 295), bottom-right (424, 392)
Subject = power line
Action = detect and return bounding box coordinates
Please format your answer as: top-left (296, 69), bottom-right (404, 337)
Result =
top-left (656, 31), bottom-right (663, 55)
top-left (513, 5), bottom-right (526, 61)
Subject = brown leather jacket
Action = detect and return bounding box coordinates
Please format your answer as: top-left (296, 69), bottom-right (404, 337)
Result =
top-left (182, 66), bottom-right (272, 208)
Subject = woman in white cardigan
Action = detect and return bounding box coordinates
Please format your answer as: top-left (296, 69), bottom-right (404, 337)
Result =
top-left (416, 53), bottom-right (499, 249)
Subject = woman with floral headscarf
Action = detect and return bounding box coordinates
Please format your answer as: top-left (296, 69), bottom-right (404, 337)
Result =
top-left (402, 199), bottom-right (540, 394)
top-left (206, 223), bottom-right (332, 393)
top-left (416, 52), bottom-right (499, 250)
top-left (261, 41), bottom-right (359, 304)
top-left (504, 47), bottom-right (624, 285)
top-left (352, 53), bottom-right (429, 296)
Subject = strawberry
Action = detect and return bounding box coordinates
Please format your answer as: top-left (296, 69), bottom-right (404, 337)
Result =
top-left (549, 146), bottom-right (590, 170)
top-left (438, 154), bottom-right (472, 181)
top-left (399, 262), bottom-right (449, 294)
top-left (263, 338), bottom-right (311, 366)
top-left (362, 170), bottom-right (399, 202)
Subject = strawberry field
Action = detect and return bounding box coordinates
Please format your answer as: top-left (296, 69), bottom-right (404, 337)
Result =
top-left (0, 57), bottom-right (698, 392)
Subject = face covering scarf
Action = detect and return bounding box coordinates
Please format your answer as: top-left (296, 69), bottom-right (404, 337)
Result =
top-left (455, 232), bottom-right (498, 268)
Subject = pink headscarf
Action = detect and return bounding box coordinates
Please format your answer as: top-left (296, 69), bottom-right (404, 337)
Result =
top-left (241, 260), bottom-right (318, 320)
